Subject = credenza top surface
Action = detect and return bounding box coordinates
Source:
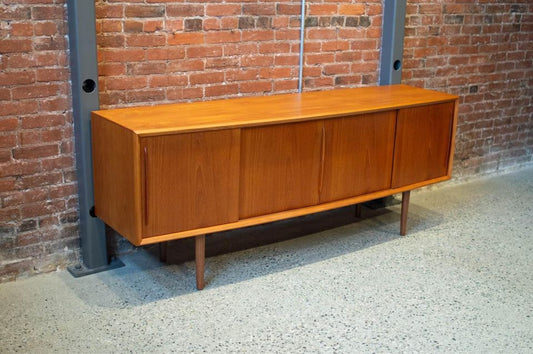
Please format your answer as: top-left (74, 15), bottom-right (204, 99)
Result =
top-left (92, 84), bottom-right (458, 136)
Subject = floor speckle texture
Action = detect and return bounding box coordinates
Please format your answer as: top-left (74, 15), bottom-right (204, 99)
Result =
top-left (1, 167), bottom-right (532, 353)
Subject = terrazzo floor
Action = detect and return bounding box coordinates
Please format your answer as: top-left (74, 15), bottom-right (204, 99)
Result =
top-left (1, 166), bottom-right (532, 353)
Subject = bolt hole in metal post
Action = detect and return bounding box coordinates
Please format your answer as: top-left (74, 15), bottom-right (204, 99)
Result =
top-left (393, 60), bottom-right (402, 71)
top-left (82, 79), bottom-right (96, 93)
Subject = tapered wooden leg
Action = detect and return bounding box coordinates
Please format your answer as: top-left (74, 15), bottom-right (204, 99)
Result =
top-left (400, 191), bottom-right (410, 236)
top-left (195, 235), bottom-right (205, 290)
top-left (354, 204), bottom-right (362, 218)
top-left (159, 242), bottom-right (167, 263)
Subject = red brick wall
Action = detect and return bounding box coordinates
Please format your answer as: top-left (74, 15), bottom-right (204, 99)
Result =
top-left (1, 0), bottom-right (532, 281)
top-left (1, 0), bottom-right (79, 281)
top-left (402, 1), bottom-right (533, 176)
top-left (95, 0), bottom-right (383, 108)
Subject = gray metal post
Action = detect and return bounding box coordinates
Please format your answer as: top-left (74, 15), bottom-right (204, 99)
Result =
top-left (67, 0), bottom-right (123, 276)
top-left (379, 0), bottom-right (407, 85)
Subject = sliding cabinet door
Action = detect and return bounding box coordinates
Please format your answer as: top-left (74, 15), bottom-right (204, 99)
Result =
top-left (141, 129), bottom-right (240, 237)
top-left (320, 111), bottom-right (396, 203)
top-left (392, 102), bottom-right (455, 188)
top-left (240, 121), bottom-right (323, 219)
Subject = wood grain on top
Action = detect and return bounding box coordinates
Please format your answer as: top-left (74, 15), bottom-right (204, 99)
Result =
top-left (92, 84), bottom-right (458, 136)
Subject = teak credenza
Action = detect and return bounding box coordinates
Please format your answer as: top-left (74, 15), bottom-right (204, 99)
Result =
top-left (92, 84), bottom-right (459, 289)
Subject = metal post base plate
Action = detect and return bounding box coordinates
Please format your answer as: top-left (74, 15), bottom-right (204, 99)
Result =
top-left (67, 257), bottom-right (125, 278)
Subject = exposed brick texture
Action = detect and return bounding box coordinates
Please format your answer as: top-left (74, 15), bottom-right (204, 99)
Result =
top-left (95, 0), bottom-right (383, 108)
top-left (402, 1), bottom-right (533, 176)
top-left (1, 0), bottom-right (532, 282)
top-left (1, 0), bottom-right (78, 282)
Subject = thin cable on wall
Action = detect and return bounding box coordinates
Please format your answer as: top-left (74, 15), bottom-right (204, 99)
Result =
top-left (298, 0), bottom-right (306, 93)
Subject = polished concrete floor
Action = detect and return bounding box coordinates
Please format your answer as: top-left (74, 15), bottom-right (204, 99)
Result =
top-left (1, 166), bottom-right (532, 353)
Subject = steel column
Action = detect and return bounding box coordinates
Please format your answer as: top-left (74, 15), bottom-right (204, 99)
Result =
top-left (67, 0), bottom-right (123, 276)
top-left (379, 0), bottom-right (407, 85)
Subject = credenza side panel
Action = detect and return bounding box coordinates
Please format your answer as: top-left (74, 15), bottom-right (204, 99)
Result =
top-left (239, 121), bottom-right (323, 219)
top-left (141, 129), bottom-right (240, 238)
top-left (391, 102), bottom-right (455, 188)
top-left (92, 116), bottom-right (142, 245)
top-left (320, 111), bottom-right (397, 203)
